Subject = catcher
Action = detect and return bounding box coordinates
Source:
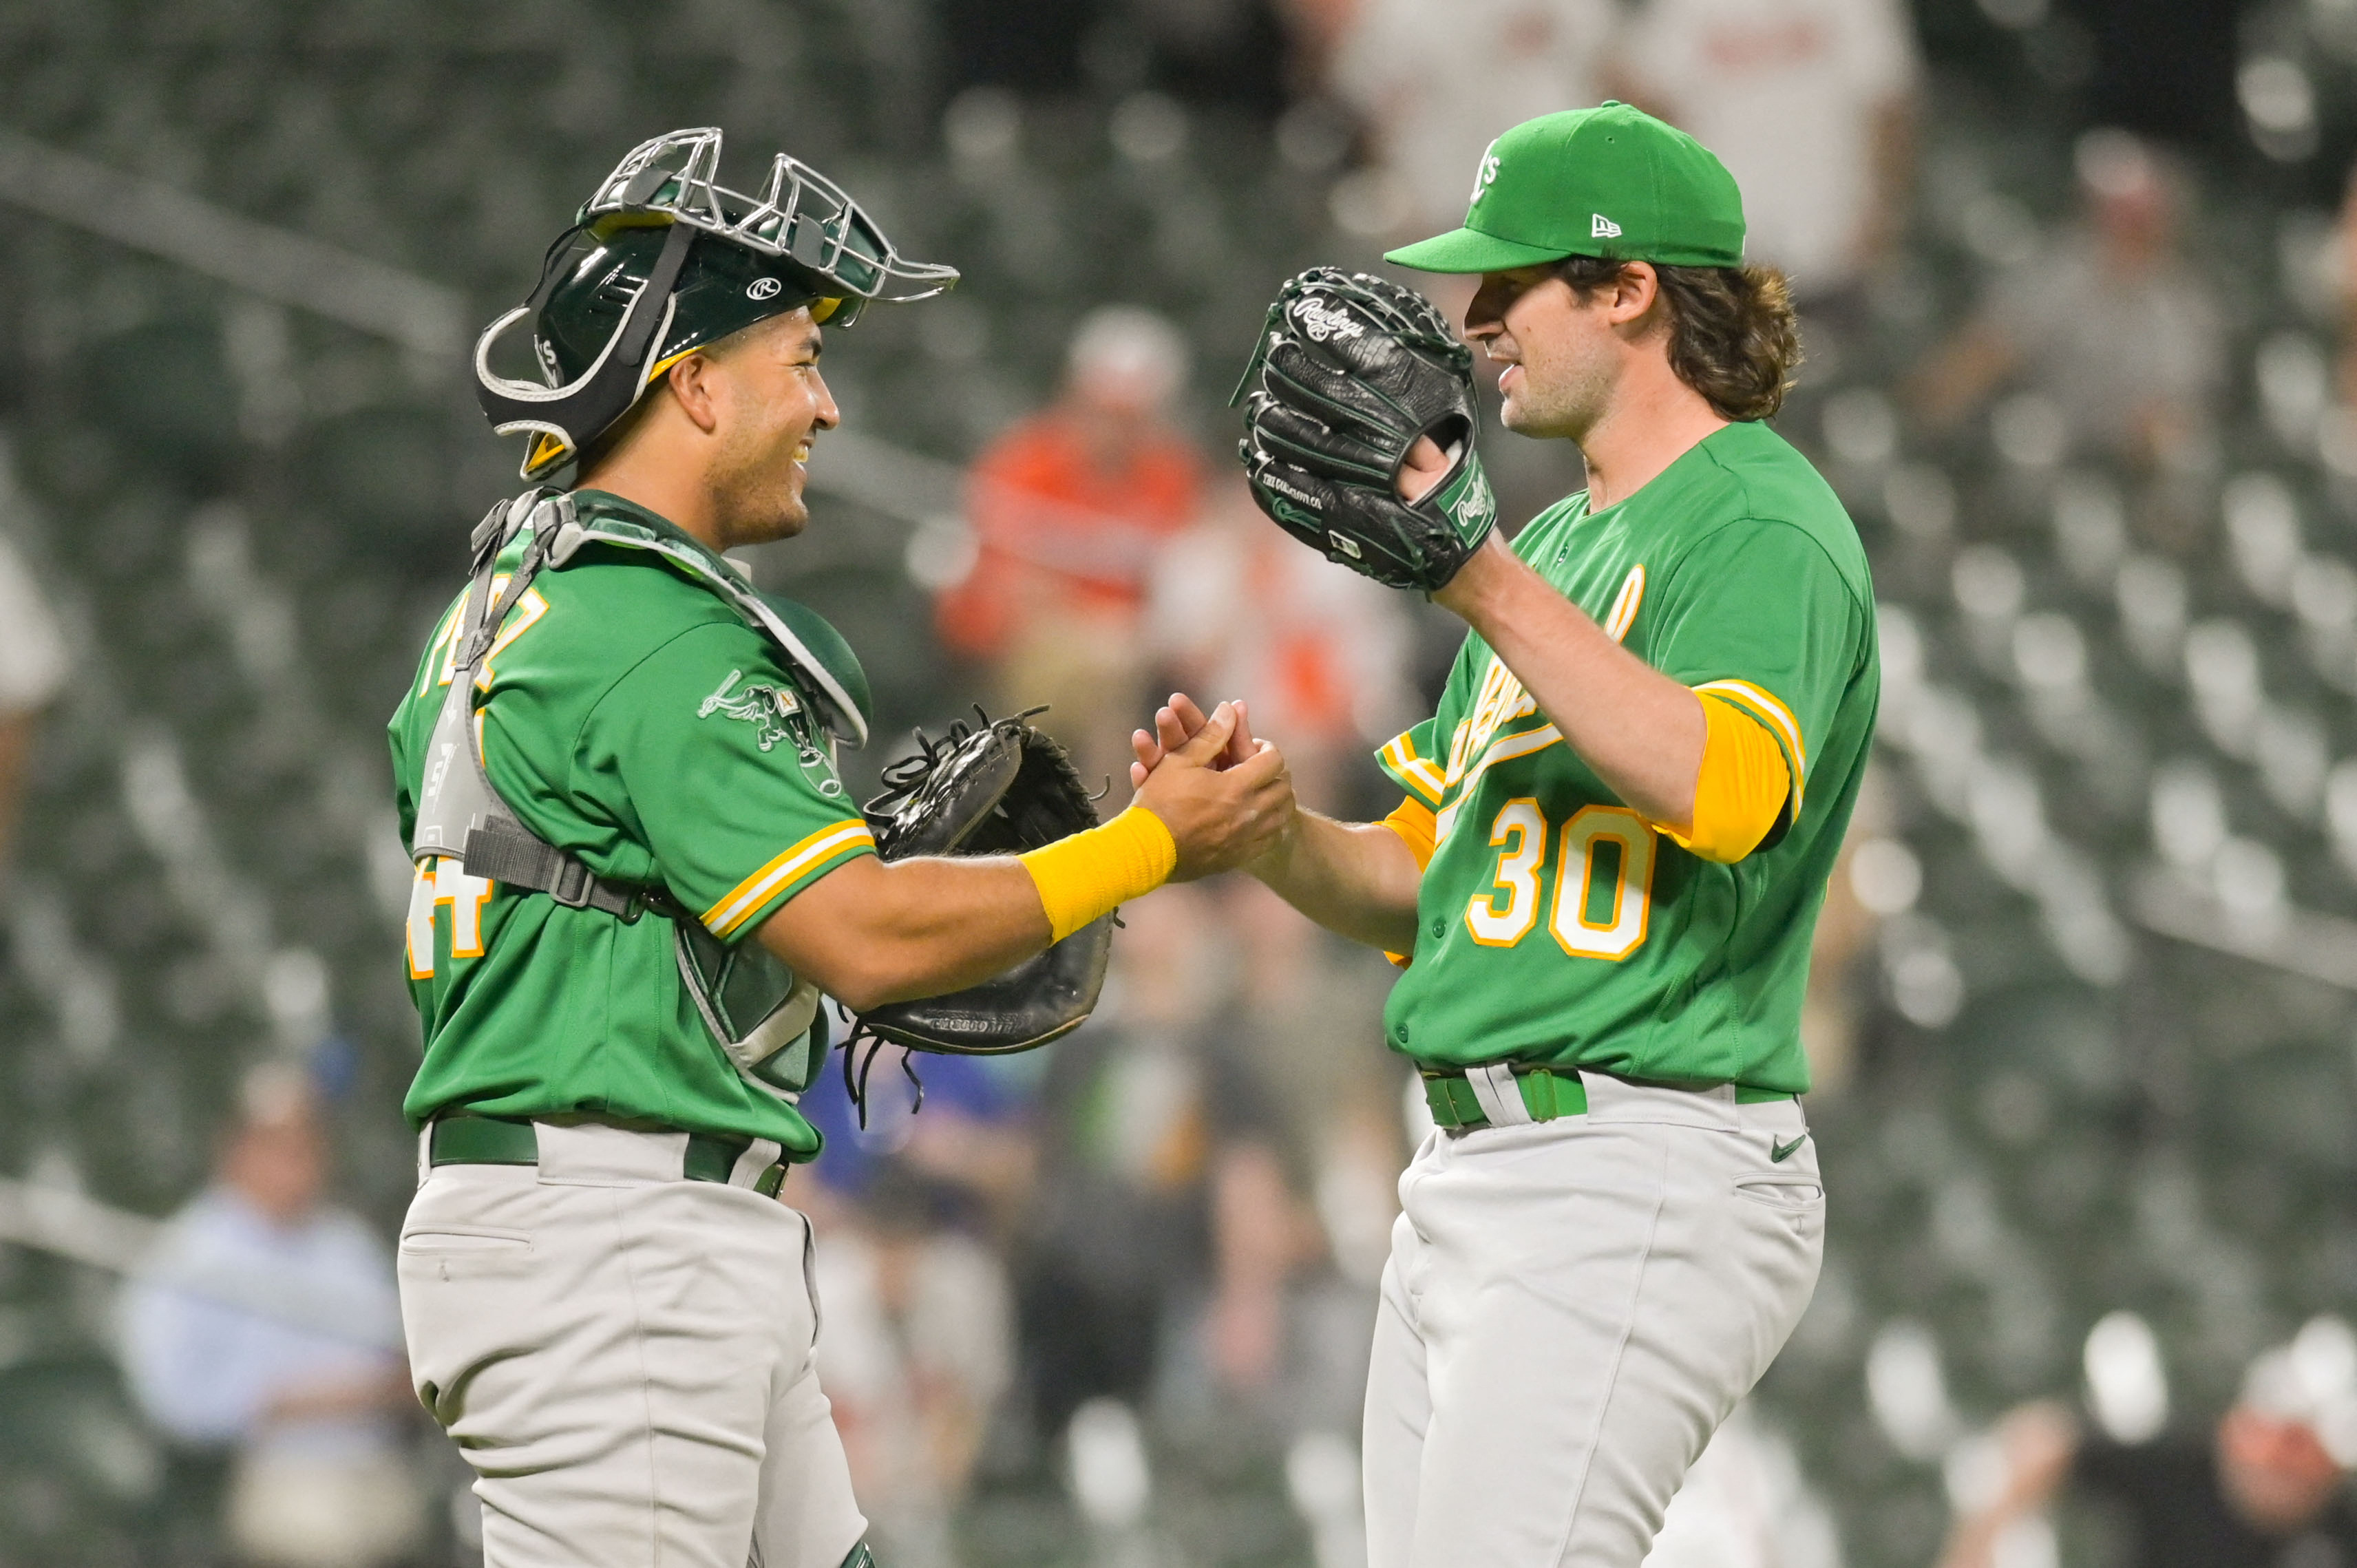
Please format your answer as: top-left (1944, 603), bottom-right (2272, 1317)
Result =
top-left (390, 129), bottom-right (1287, 1568)
top-left (1147, 103), bottom-right (1877, 1565)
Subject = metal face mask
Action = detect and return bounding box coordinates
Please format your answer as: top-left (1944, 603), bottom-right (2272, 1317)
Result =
top-left (474, 127), bottom-right (958, 480)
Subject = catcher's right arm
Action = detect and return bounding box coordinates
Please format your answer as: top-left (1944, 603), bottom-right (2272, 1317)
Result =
top-left (849, 708), bottom-right (1114, 1059)
top-left (1234, 267), bottom-right (1499, 592)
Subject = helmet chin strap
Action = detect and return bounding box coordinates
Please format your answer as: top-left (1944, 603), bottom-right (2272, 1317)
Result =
top-left (474, 219), bottom-right (700, 478)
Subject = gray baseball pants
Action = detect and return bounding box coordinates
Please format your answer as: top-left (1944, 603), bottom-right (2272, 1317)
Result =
top-left (1363, 1074), bottom-right (1825, 1568)
top-left (397, 1122), bottom-right (867, 1568)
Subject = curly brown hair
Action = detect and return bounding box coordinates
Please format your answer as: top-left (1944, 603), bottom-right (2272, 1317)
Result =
top-left (1554, 255), bottom-right (1803, 423)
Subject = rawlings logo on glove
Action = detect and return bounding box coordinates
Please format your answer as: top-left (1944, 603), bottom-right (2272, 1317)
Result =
top-left (1232, 266), bottom-right (1498, 593)
top-left (1296, 299), bottom-right (1366, 343)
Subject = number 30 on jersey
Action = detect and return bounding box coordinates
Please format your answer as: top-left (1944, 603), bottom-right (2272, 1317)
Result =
top-left (1466, 800), bottom-right (1656, 958)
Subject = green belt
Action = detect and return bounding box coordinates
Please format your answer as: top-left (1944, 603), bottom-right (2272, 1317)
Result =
top-left (429, 1113), bottom-right (790, 1198)
top-left (1421, 1068), bottom-right (1796, 1132)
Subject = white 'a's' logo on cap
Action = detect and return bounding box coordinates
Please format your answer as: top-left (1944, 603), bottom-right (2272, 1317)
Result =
top-left (1470, 139), bottom-right (1503, 206)
top-left (1592, 213), bottom-right (1623, 239)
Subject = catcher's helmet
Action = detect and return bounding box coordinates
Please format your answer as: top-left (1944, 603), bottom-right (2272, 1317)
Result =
top-left (476, 128), bottom-right (958, 480)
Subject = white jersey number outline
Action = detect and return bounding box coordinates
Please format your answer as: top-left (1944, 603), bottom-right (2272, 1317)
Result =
top-left (1466, 798), bottom-right (1545, 946)
top-left (1461, 801), bottom-right (1657, 961)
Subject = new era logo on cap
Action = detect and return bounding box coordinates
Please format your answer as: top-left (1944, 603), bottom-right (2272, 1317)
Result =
top-left (1592, 213), bottom-right (1622, 239)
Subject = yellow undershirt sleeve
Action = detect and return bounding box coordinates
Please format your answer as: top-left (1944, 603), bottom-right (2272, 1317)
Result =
top-left (1019, 806), bottom-right (1179, 943)
top-left (1378, 795), bottom-right (1438, 968)
top-left (1664, 692), bottom-right (1793, 865)
top-left (1382, 795), bottom-right (1439, 871)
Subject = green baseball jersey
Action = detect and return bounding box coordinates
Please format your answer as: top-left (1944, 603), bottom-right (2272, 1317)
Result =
top-left (1375, 421), bottom-right (1877, 1092)
top-left (388, 490), bottom-right (875, 1154)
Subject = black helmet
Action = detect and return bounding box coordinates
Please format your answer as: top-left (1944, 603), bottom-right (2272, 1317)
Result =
top-left (475, 128), bottom-right (958, 480)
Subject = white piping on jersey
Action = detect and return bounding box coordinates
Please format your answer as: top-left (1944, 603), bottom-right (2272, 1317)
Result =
top-left (1381, 732), bottom-right (1446, 805)
top-left (1449, 659), bottom-right (1537, 784)
top-left (1435, 723), bottom-right (1563, 843)
top-left (704, 820), bottom-right (874, 938)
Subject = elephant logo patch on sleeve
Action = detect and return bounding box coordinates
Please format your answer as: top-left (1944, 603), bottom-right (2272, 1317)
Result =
top-left (699, 669), bottom-right (800, 753)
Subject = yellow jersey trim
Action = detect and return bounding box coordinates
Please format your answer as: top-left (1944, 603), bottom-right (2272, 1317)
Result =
top-left (1691, 678), bottom-right (1806, 807)
top-left (1380, 731), bottom-right (1447, 806)
top-left (704, 820), bottom-right (876, 937)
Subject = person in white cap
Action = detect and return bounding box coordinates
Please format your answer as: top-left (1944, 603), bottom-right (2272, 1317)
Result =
top-left (1938, 1318), bottom-right (2357, 1568)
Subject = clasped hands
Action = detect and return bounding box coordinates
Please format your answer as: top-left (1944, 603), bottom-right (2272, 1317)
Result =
top-left (1125, 693), bottom-right (1295, 882)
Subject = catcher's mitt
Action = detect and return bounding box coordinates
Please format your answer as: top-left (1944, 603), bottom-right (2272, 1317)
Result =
top-left (1234, 266), bottom-right (1499, 593)
top-left (841, 708), bottom-right (1114, 1115)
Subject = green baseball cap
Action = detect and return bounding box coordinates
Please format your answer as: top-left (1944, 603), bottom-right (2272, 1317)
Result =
top-left (1386, 103), bottom-right (1746, 274)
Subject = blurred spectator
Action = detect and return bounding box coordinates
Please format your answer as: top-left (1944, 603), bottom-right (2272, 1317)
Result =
top-left (812, 1172), bottom-right (1017, 1568)
top-left (941, 0), bottom-right (1295, 109)
top-left (1796, 767), bottom-right (1898, 1098)
top-left (801, 1046), bottom-right (1039, 1234)
top-left (1936, 1324), bottom-right (2357, 1568)
top-left (1205, 873), bottom-right (1405, 1304)
top-left (1003, 882), bottom-right (1381, 1468)
top-left (1198, 1143), bottom-right (1320, 1401)
top-left (807, 1057), bottom-right (1033, 1532)
top-left (1148, 477), bottom-right (1418, 812)
top-left (1911, 129), bottom-right (2225, 485)
top-left (1325, 0), bottom-right (1619, 239)
top-left (0, 527), bottom-right (67, 876)
top-left (1616, 0), bottom-right (1919, 317)
top-left (1011, 886), bottom-right (1280, 1433)
top-left (2334, 161), bottom-right (2357, 411)
top-left (1145, 500), bottom-right (1424, 1314)
top-left (799, 1055), bottom-right (1035, 1568)
top-left (1165, 1132), bottom-right (1377, 1450)
top-left (119, 1065), bottom-right (419, 1568)
top-left (935, 306), bottom-right (1203, 791)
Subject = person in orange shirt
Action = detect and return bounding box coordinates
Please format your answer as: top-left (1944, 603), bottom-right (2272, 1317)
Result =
top-left (1149, 476), bottom-right (1418, 810)
top-left (937, 306), bottom-right (1203, 787)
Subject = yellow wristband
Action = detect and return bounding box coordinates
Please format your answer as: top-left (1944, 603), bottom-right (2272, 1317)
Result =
top-left (1019, 806), bottom-right (1179, 943)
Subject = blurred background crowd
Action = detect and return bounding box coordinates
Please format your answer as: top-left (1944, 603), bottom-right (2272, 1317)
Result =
top-left (3, 1), bottom-right (2357, 1565)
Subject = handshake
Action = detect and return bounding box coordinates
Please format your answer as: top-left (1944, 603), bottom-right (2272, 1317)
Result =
top-left (1126, 692), bottom-right (1296, 882)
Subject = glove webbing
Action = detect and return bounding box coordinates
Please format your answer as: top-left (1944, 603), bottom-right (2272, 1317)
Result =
top-left (834, 706), bottom-right (1072, 1130)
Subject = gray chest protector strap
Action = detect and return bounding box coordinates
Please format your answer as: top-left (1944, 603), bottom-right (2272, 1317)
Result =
top-left (408, 489), bottom-right (824, 1102)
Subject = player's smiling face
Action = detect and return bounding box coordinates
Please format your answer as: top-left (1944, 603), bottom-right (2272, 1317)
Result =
top-left (1463, 262), bottom-right (1659, 443)
top-left (701, 308), bottom-right (840, 549)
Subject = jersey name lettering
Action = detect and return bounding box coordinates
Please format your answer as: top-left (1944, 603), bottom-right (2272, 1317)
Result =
top-left (1448, 657), bottom-right (1539, 785)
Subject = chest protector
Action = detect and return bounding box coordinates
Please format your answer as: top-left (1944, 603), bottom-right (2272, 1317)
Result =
top-left (408, 489), bottom-right (862, 1103)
